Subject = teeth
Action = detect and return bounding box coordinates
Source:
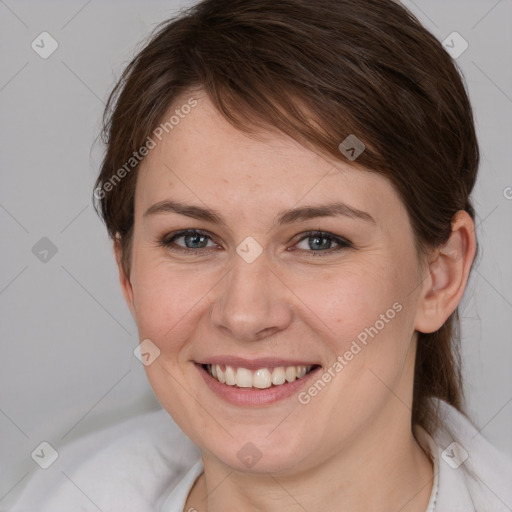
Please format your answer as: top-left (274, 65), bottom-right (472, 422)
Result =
top-left (236, 367), bottom-right (253, 388)
top-left (285, 366), bottom-right (296, 382)
top-left (272, 367), bottom-right (286, 385)
top-left (217, 365), bottom-right (226, 384)
top-left (207, 364), bottom-right (313, 388)
top-left (253, 368), bottom-right (272, 389)
top-left (225, 366), bottom-right (236, 386)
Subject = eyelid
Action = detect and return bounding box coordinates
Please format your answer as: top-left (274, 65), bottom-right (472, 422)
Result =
top-left (160, 229), bottom-right (221, 253)
top-left (162, 228), bottom-right (215, 243)
top-left (159, 229), bottom-right (353, 255)
top-left (291, 230), bottom-right (353, 255)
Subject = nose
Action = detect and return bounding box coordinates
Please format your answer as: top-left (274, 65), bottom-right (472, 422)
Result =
top-left (210, 257), bottom-right (293, 342)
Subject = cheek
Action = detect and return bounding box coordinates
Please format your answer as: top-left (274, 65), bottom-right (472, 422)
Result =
top-left (291, 256), bottom-right (418, 398)
top-left (285, 259), bottom-right (407, 342)
top-left (130, 256), bottom-right (216, 352)
top-left (328, 259), bottom-right (418, 385)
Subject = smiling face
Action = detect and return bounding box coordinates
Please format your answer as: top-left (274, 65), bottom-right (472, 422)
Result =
top-left (119, 93), bottom-right (430, 474)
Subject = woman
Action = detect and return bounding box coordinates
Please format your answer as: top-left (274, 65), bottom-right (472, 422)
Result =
top-left (12, 0), bottom-right (512, 510)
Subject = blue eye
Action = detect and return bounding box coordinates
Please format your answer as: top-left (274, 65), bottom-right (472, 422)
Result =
top-left (160, 229), bottom-right (352, 256)
top-left (161, 230), bottom-right (218, 252)
top-left (294, 231), bottom-right (352, 255)
top-left (177, 233), bottom-right (210, 249)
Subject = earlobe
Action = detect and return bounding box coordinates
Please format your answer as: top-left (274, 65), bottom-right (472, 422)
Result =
top-left (414, 210), bottom-right (476, 334)
top-left (114, 239), bottom-right (136, 316)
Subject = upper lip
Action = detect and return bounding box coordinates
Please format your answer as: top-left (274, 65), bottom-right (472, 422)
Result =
top-left (196, 356), bottom-right (320, 370)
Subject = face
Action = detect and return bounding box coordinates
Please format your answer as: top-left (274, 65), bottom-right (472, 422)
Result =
top-left (120, 93), bottom-right (429, 475)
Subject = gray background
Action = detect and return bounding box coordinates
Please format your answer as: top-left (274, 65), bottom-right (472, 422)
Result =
top-left (1, 0), bottom-right (511, 507)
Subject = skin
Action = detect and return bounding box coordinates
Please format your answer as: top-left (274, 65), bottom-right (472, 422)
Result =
top-left (116, 92), bottom-right (476, 511)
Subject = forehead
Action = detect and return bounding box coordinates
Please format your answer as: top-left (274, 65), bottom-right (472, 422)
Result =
top-left (135, 95), bottom-right (401, 223)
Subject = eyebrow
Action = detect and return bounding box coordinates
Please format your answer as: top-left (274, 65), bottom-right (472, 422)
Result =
top-left (143, 200), bottom-right (375, 225)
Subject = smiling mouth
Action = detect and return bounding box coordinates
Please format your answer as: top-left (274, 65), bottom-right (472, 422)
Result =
top-left (202, 363), bottom-right (319, 389)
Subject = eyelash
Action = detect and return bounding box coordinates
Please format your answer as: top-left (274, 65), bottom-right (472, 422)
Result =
top-left (159, 229), bottom-right (353, 257)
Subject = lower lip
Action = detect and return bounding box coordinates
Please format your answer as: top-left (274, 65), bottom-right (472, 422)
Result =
top-left (196, 364), bottom-right (322, 406)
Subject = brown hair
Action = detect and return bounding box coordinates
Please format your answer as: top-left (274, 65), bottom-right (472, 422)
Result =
top-left (95, 0), bottom-right (479, 432)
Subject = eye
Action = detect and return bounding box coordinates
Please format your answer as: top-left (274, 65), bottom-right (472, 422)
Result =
top-left (159, 229), bottom-right (352, 257)
top-left (160, 229), bottom-right (219, 253)
top-left (292, 231), bottom-right (352, 255)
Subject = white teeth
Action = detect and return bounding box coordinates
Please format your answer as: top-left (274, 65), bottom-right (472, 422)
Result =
top-left (253, 368), bottom-right (272, 389)
top-left (207, 364), bottom-right (313, 388)
top-left (272, 367), bottom-right (286, 385)
top-left (236, 367), bottom-right (253, 388)
top-left (285, 366), bottom-right (297, 382)
top-left (216, 365), bottom-right (226, 383)
top-left (225, 366), bottom-right (236, 385)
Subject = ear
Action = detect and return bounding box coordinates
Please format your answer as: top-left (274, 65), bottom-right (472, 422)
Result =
top-left (114, 238), bottom-right (136, 317)
top-left (414, 210), bottom-right (477, 334)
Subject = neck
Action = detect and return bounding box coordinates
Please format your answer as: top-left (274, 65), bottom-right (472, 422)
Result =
top-left (185, 407), bottom-right (434, 512)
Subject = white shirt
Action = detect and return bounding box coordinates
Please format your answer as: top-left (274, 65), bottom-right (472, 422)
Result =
top-left (10, 399), bottom-right (512, 512)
